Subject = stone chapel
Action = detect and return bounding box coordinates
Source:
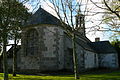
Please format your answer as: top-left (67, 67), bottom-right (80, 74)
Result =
top-left (0, 7), bottom-right (119, 73)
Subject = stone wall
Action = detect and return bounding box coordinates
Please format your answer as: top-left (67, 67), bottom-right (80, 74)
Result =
top-left (84, 51), bottom-right (98, 69)
top-left (20, 24), bottom-right (64, 72)
top-left (64, 34), bottom-right (99, 72)
top-left (76, 44), bottom-right (85, 71)
top-left (98, 53), bottom-right (119, 68)
top-left (63, 33), bottom-right (73, 71)
top-left (64, 33), bottom-right (86, 72)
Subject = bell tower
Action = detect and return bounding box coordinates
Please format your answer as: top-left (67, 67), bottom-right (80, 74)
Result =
top-left (75, 14), bottom-right (85, 36)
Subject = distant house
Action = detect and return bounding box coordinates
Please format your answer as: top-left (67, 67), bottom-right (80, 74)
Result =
top-left (0, 7), bottom-right (119, 73)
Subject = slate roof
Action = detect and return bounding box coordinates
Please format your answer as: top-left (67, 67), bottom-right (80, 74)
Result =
top-left (25, 7), bottom-right (62, 27)
top-left (75, 38), bottom-right (96, 52)
top-left (88, 41), bottom-right (117, 54)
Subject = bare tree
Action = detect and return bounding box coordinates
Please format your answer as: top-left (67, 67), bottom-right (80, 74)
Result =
top-left (90, 0), bottom-right (120, 36)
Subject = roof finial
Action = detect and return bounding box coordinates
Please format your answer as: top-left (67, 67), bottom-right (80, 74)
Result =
top-left (39, 0), bottom-right (41, 8)
top-left (39, 5), bottom-right (41, 8)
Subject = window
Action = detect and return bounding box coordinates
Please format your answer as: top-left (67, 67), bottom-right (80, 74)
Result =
top-left (26, 29), bottom-right (38, 56)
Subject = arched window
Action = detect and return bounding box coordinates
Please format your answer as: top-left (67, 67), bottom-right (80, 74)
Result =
top-left (26, 29), bottom-right (38, 56)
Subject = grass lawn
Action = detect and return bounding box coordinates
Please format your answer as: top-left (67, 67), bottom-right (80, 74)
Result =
top-left (0, 70), bottom-right (120, 80)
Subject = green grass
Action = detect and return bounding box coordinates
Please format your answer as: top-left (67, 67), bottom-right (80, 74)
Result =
top-left (0, 70), bottom-right (120, 80)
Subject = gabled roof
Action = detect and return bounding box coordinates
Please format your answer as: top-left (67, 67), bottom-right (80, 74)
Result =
top-left (88, 41), bottom-right (117, 54)
top-left (25, 7), bottom-right (62, 27)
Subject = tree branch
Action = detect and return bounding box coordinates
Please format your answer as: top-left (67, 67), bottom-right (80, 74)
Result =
top-left (103, 0), bottom-right (120, 20)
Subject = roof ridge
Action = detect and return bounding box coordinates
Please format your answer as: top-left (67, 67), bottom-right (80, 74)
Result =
top-left (91, 41), bottom-right (109, 43)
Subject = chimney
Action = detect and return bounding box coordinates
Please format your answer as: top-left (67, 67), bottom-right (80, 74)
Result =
top-left (95, 37), bottom-right (100, 42)
top-left (75, 14), bottom-right (85, 36)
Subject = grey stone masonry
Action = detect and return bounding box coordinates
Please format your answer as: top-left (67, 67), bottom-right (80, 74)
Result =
top-left (20, 24), bottom-right (64, 73)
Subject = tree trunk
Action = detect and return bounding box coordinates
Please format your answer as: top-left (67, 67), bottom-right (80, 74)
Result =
top-left (3, 30), bottom-right (9, 80)
top-left (13, 34), bottom-right (17, 76)
top-left (72, 33), bottom-right (79, 79)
